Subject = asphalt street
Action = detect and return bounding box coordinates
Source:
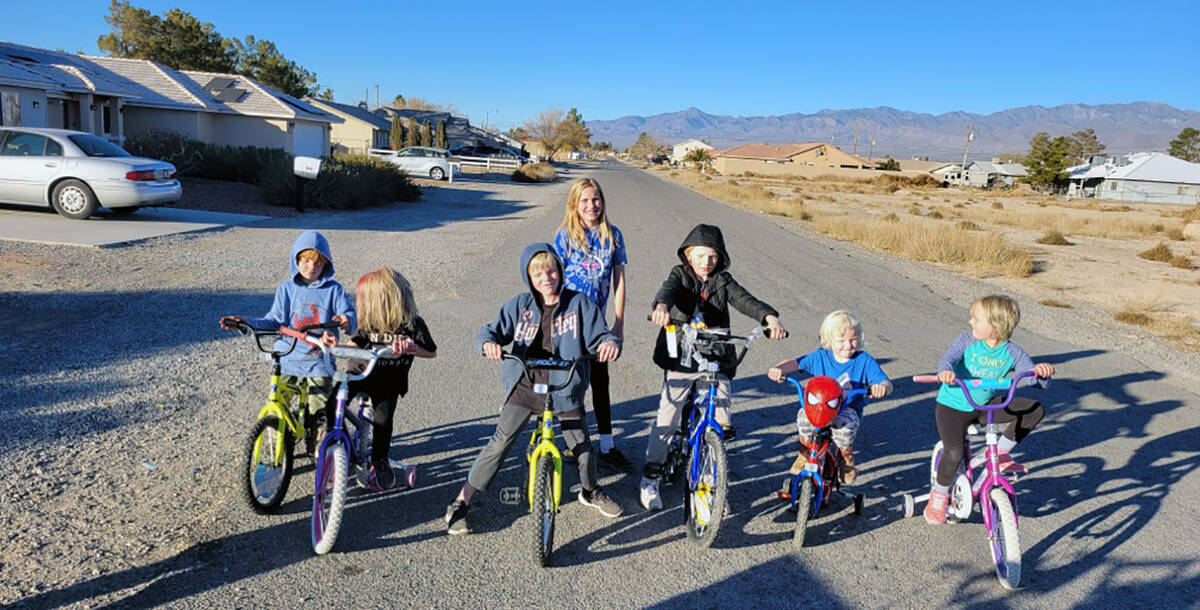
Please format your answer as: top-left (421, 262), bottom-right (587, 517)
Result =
top-left (16, 160), bottom-right (1199, 608)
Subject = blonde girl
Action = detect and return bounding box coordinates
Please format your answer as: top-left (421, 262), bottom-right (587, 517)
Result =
top-left (552, 177), bottom-right (630, 471)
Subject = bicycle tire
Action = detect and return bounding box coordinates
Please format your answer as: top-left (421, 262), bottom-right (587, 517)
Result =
top-left (243, 415), bottom-right (294, 514)
top-left (988, 488), bottom-right (1022, 589)
top-left (794, 476), bottom-right (815, 547)
top-left (532, 453), bottom-right (556, 567)
top-left (311, 442), bottom-right (348, 555)
top-left (685, 429), bottom-right (727, 548)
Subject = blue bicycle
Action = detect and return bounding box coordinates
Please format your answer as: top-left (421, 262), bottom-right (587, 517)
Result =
top-left (660, 323), bottom-right (764, 548)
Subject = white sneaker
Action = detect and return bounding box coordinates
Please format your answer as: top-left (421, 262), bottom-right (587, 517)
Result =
top-left (640, 476), bottom-right (663, 511)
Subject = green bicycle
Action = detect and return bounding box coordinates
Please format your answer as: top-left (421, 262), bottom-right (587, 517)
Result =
top-left (498, 352), bottom-right (595, 567)
top-left (226, 319), bottom-right (339, 513)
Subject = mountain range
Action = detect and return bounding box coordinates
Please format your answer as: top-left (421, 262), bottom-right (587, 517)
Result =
top-left (585, 103), bottom-right (1200, 162)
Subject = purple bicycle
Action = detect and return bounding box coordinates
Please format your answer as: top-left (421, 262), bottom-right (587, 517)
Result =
top-left (903, 370), bottom-right (1037, 590)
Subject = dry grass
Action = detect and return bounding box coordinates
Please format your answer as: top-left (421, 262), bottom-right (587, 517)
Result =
top-left (957, 220), bottom-right (981, 231)
top-left (1139, 243), bottom-right (1173, 262)
top-left (1170, 256), bottom-right (1194, 270)
top-left (1036, 231), bottom-right (1073, 245)
top-left (1038, 299), bottom-right (1072, 308)
top-left (952, 207), bottom-right (1188, 240)
top-left (1114, 306), bottom-right (1152, 326)
top-left (1180, 205), bottom-right (1200, 221)
top-left (927, 210), bottom-right (945, 219)
top-left (992, 202), bottom-right (1004, 210)
top-left (1164, 227), bottom-right (1185, 241)
top-left (810, 215), bottom-right (1034, 277)
top-left (883, 213), bottom-right (900, 223)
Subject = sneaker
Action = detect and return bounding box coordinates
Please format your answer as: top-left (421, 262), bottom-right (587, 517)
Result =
top-left (598, 447), bottom-right (634, 472)
top-left (789, 453), bottom-right (806, 475)
top-left (445, 500), bottom-right (470, 535)
top-left (924, 489), bottom-right (949, 525)
top-left (639, 476), bottom-right (663, 511)
top-left (579, 487), bottom-right (623, 518)
top-left (371, 459), bottom-right (396, 490)
top-left (721, 425), bottom-right (737, 442)
top-left (838, 463), bottom-right (859, 485)
top-left (305, 412), bottom-right (328, 459)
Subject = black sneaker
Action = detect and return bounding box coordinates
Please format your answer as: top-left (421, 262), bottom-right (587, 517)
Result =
top-left (598, 447), bottom-right (634, 473)
top-left (305, 412), bottom-right (328, 459)
top-left (445, 500), bottom-right (470, 535)
top-left (371, 459), bottom-right (396, 490)
top-left (578, 487), bottom-right (623, 518)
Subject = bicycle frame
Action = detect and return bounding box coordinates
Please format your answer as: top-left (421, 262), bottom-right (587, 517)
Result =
top-left (782, 378), bottom-right (867, 515)
top-left (526, 405), bottom-right (563, 510)
top-left (687, 380), bottom-right (723, 490)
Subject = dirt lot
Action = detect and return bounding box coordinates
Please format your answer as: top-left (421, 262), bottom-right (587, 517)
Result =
top-left (657, 168), bottom-right (1200, 352)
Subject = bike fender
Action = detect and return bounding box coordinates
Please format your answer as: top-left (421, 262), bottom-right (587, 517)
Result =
top-left (791, 470), bottom-right (824, 515)
top-left (979, 477), bottom-right (1018, 529)
top-left (527, 443), bottom-right (563, 510)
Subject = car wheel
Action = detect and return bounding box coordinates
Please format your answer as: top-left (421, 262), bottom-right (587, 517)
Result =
top-left (109, 207), bottom-right (139, 216)
top-left (51, 179), bottom-right (99, 220)
top-left (429, 167), bottom-right (446, 181)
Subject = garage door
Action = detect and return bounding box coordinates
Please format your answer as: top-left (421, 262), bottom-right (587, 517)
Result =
top-left (292, 124), bottom-right (324, 158)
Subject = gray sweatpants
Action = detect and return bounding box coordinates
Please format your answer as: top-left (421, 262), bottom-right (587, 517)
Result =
top-left (644, 370), bottom-right (731, 467)
top-left (466, 403), bottom-right (597, 492)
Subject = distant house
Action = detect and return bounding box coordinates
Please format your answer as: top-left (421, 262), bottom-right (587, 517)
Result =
top-left (307, 98), bottom-right (391, 154)
top-left (932, 163), bottom-right (965, 185)
top-left (374, 106), bottom-right (522, 156)
top-left (1068, 152), bottom-right (1200, 205)
top-left (712, 142), bottom-right (875, 175)
top-left (669, 138), bottom-right (713, 164)
top-left (965, 161), bottom-right (1027, 189)
top-left (0, 41), bottom-right (338, 157)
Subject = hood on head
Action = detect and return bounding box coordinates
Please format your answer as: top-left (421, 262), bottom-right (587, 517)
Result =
top-left (519, 242), bottom-right (562, 298)
top-left (676, 223), bottom-right (730, 275)
top-left (289, 230), bottom-right (335, 283)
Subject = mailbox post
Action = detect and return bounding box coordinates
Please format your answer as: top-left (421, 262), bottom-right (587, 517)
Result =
top-left (293, 156), bottom-right (322, 213)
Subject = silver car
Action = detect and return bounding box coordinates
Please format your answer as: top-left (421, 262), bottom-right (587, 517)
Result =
top-left (0, 127), bottom-right (181, 219)
top-left (371, 146), bottom-right (451, 180)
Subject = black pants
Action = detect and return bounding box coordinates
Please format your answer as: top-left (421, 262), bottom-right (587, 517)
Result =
top-left (466, 404), bottom-right (596, 492)
top-left (591, 361), bottom-right (612, 436)
top-left (325, 378), bottom-right (401, 463)
top-left (934, 397), bottom-right (1044, 487)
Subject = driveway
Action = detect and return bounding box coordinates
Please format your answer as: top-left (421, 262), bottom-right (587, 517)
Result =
top-left (0, 204), bottom-right (266, 247)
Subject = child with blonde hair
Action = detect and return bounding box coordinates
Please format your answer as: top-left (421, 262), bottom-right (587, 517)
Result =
top-left (769, 310), bottom-right (892, 483)
top-left (924, 294), bottom-right (1053, 525)
top-left (553, 177), bottom-right (630, 471)
top-left (329, 267), bottom-right (436, 489)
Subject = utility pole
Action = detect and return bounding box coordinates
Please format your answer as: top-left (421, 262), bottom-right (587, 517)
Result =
top-left (374, 84), bottom-right (379, 109)
top-left (853, 117), bottom-right (861, 155)
top-left (868, 124), bottom-right (878, 161)
top-left (961, 122), bottom-right (974, 184)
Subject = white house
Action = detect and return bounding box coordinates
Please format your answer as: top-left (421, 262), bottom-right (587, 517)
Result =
top-left (0, 40), bottom-right (338, 157)
top-left (966, 161), bottom-right (1027, 188)
top-left (669, 138), bottom-right (713, 164)
top-left (1068, 152), bottom-right (1200, 205)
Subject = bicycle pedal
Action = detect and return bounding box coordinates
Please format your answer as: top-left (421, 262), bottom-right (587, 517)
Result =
top-left (499, 487), bottom-right (521, 505)
top-left (776, 491), bottom-right (792, 500)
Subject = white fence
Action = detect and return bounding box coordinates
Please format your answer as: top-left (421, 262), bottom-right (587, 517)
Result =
top-left (452, 155), bottom-right (523, 172)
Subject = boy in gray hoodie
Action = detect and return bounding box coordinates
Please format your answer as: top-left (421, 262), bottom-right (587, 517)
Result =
top-left (444, 243), bottom-right (622, 535)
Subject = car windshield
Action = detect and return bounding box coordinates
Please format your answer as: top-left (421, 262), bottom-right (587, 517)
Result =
top-left (68, 134), bottom-right (131, 158)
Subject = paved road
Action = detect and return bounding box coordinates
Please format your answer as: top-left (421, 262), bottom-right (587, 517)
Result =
top-left (16, 161), bottom-right (1200, 608)
top-left (0, 203), bottom-right (265, 247)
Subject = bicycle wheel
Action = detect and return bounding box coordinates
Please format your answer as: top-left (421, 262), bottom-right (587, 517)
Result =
top-left (794, 477), bottom-right (815, 548)
top-left (987, 488), bottom-right (1022, 589)
top-left (311, 442), bottom-right (348, 555)
top-left (685, 428), bottom-right (727, 548)
top-left (243, 415), bottom-right (294, 514)
top-left (531, 454), bottom-right (556, 567)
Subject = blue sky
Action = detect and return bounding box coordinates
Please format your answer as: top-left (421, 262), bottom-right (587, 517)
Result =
top-left (4, 1), bottom-right (1198, 129)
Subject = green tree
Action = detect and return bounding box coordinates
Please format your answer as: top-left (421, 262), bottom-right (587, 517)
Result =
top-left (403, 119), bottom-right (417, 147)
top-left (627, 132), bottom-right (667, 160)
top-left (1024, 132), bottom-right (1072, 191)
top-left (684, 147), bottom-right (711, 169)
top-left (421, 122), bottom-right (433, 147)
top-left (98, 1), bottom-right (235, 71)
top-left (523, 108), bottom-right (565, 160)
top-left (556, 107), bottom-right (591, 152)
top-left (390, 115), bottom-right (404, 150)
top-left (315, 88), bottom-right (334, 101)
top-left (435, 121), bottom-right (448, 149)
top-left (232, 35), bottom-right (318, 98)
top-left (1168, 127), bottom-right (1200, 162)
top-left (508, 126), bottom-right (530, 140)
top-left (1066, 128), bottom-right (1106, 165)
top-left (876, 156), bottom-right (900, 171)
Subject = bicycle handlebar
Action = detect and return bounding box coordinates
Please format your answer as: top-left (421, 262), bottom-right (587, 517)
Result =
top-left (278, 325), bottom-right (393, 382)
top-left (781, 375), bottom-right (869, 403)
top-left (497, 352), bottom-right (597, 394)
top-left (226, 319), bottom-right (342, 357)
top-left (912, 370), bottom-right (1037, 411)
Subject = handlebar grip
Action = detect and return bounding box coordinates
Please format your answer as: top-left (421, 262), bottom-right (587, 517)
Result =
top-left (912, 375), bottom-right (940, 383)
top-left (297, 321), bottom-right (342, 333)
top-left (279, 325), bottom-right (319, 346)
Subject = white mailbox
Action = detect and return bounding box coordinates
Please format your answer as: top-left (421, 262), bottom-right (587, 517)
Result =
top-left (293, 156), bottom-right (322, 180)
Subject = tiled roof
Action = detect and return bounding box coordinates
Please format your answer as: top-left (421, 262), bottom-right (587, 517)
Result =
top-left (714, 142), bottom-right (824, 160)
top-left (307, 98), bottom-right (390, 129)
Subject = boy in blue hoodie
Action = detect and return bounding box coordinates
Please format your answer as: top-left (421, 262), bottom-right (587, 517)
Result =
top-left (220, 230), bottom-right (357, 452)
top-left (444, 243), bottom-right (622, 535)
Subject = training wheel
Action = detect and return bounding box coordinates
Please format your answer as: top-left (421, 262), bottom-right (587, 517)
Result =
top-left (902, 494), bottom-right (915, 518)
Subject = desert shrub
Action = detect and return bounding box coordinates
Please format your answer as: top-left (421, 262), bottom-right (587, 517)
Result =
top-left (1114, 307), bottom-right (1151, 326)
top-left (1170, 256), bottom-right (1193, 269)
top-left (1164, 227), bottom-right (1185, 241)
top-left (259, 153), bottom-right (419, 209)
top-left (792, 186), bottom-right (804, 194)
top-left (1182, 205), bottom-right (1200, 221)
top-left (992, 201), bottom-right (1004, 209)
top-left (1038, 299), bottom-right (1072, 308)
top-left (1036, 231), bottom-right (1073, 245)
top-left (928, 210), bottom-right (945, 219)
top-left (727, 179), bottom-right (739, 186)
top-left (908, 205), bottom-right (921, 215)
top-left (922, 195), bottom-right (931, 201)
top-left (957, 220), bottom-right (981, 230)
top-left (872, 173), bottom-right (941, 190)
top-left (1138, 242), bottom-right (1173, 262)
top-left (953, 202), bottom-right (965, 208)
top-left (882, 213), bottom-right (900, 223)
top-left (511, 162), bottom-right (557, 183)
top-left (125, 130), bottom-right (290, 183)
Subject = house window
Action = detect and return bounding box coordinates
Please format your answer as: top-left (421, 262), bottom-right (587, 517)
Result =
top-left (1110, 181), bottom-right (1118, 191)
top-left (102, 106), bottom-right (112, 134)
top-left (1179, 186), bottom-right (1190, 195)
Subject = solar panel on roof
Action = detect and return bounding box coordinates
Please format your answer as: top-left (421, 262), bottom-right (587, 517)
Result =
top-left (204, 76), bottom-right (235, 90)
top-left (213, 88), bottom-right (246, 102)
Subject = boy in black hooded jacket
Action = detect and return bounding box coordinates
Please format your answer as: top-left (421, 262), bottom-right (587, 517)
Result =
top-left (641, 223), bottom-right (788, 510)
